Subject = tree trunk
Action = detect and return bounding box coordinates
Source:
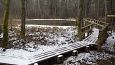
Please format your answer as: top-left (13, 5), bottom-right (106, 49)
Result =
top-left (97, 0), bottom-right (100, 19)
top-left (2, 0), bottom-right (10, 48)
top-left (20, 0), bottom-right (26, 40)
top-left (104, 0), bottom-right (108, 23)
top-left (77, 0), bottom-right (84, 41)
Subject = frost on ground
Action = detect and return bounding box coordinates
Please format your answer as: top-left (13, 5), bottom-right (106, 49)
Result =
top-left (0, 26), bottom-right (100, 65)
top-left (0, 25), bottom-right (77, 65)
top-left (102, 31), bottom-right (115, 52)
top-left (62, 31), bottom-right (115, 65)
top-left (0, 25), bottom-right (114, 65)
top-left (6, 25), bottom-right (77, 51)
top-left (11, 25), bottom-right (77, 50)
top-left (62, 51), bottom-right (115, 65)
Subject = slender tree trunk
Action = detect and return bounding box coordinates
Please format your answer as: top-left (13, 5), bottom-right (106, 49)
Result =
top-left (109, 0), bottom-right (113, 30)
top-left (84, 0), bottom-right (87, 18)
top-left (2, 0), bottom-right (10, 48)
top-left (78, 0), bottom-right (84, 27)
top-left (77, 0), bottom-right (84, 40)
top-left (104, 0), bottom-right (107, 22)
top-left (97, 0), bottom-right (99, 19)
top-left (20, 0), bottom-right (26, 40)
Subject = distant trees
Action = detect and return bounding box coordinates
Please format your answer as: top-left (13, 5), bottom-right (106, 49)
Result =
top-left (0, 0), bottom-right (110, 19)
top-left (2, 0), bottom-right (10, 48)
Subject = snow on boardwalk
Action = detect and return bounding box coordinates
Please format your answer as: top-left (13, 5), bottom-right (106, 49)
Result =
top-left (0, 28), bottom-right (99, 65)
top-left (83, 28), bottom-right (99, 44)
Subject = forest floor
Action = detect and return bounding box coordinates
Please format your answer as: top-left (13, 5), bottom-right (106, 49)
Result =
top-left (60, 31), bottom-right (115, 65)
top-left (0, 25), bottom-right (115, 65)
top-left (0, 25), bottom-right (77, 65)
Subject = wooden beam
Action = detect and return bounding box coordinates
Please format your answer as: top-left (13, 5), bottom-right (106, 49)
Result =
top-left (90, 21), bottom-right (104, 28)
top-left (81, 23), bottom-right (93, 29)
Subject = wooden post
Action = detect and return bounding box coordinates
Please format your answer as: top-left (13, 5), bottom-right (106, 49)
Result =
top-left (85, 46), bottom-right (90, 52)
top-left (82, 32), bottom-right (85, 39)
top-left (57, 55), bottom-right (63, 64)
top-left (87, 31), bottom-right (91, 36)
top-left (72, 50), bottom-right (78, 56)
top-left (97, 30), bottom-right (103, 51)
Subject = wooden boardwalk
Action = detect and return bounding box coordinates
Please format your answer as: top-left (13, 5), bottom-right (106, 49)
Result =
top-left (28, 31), bottom-right (98, 64)
top-left (24, 18), bottom-right (108, 65)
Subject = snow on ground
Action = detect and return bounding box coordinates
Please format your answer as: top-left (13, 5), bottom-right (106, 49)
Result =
top-left (0, 25), bottom-right (113, 65)
top-left (62, 51), bottom-right (115, 65)
top-left (26, 25), bottom-right (73, 29)
top-left (0, 45), bottom-right (64, 65)
top-left (0, 25), bottom-right (77, 65)
top-left (9, 25), bottom-right (77, 49)
top-left (0, 25), bottom-right (100, 65)
top-left (102, 31), bottom-right (115, 52)
top-left (25, 25), bottom-right (77, 45)
top-left (62, 31), bottom-right (115, 65)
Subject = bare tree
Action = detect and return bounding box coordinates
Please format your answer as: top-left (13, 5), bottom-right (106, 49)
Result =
top-left (0, 0), bottom-right (112, 19)
top-left (104, 0), bottom-right (107, 22)
top-left (77, 0), bottom-right (84, 40)
top-left (2, 0), bottom-right (10, 49)
top-left (20, 0), bottom-right (26, 40)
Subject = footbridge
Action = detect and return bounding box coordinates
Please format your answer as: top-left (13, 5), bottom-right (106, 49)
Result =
top-left (27, 18), bottom-right (109, 65)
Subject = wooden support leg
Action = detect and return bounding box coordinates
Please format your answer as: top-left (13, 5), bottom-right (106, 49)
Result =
top-left (72, 50), bottom-right (78, 56)
top-left (57, 55), bottom-right (63, 64)
top-left (90, 44), bottom-right (93, 50)
top-left (82, 34), bottom-right (85, 39)
top-left (87, 32), bottom-right (90, 36)
top-left (97, 30), bottom-right (102, 51)
top-left (85, 46), bottom-right (90, 52)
